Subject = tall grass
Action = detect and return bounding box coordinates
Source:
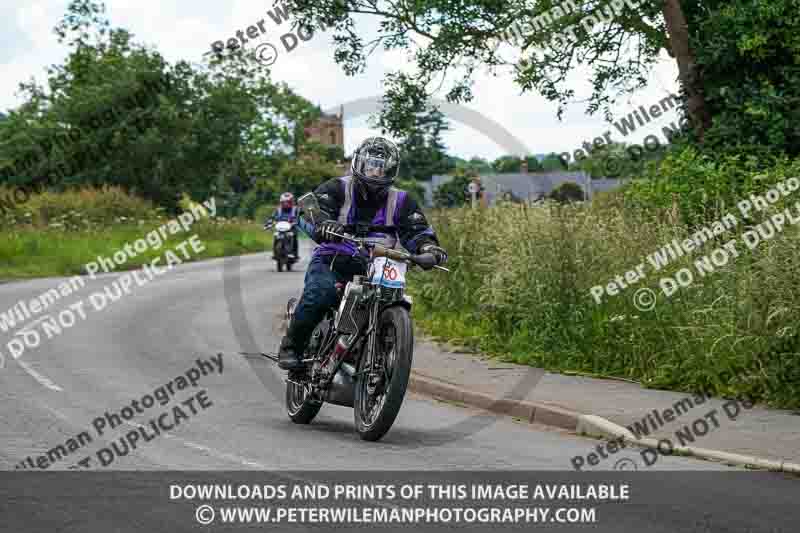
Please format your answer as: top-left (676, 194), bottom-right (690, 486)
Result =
top-left (1, 185), bottom-right (162, 229)
top-left (0, 186), bottom-right (271, 279)
top-left (410, 193), bottom-right (800, 408)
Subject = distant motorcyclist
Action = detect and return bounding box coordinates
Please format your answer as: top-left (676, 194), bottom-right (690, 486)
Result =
top-left (277, 137), bottom-right (448, 370)
top-left (265, 192), bottom-right (300, 259)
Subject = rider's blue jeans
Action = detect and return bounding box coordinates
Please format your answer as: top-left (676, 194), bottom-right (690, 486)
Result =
top-left (286, 255), bottom-right (366, 352)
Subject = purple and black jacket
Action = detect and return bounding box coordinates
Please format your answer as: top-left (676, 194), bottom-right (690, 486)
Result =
top-left (301, 176), bottom-right (438, 259)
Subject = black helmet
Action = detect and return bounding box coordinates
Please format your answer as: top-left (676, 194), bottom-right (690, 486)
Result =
top-left (350, 137), bottom-right (400, 199)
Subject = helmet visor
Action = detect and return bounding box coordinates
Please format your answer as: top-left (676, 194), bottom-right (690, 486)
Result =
top-left (362, 156), bottom-right (387, 180)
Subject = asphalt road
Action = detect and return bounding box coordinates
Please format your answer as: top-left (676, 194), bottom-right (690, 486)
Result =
top-left (1, 245), bottom-right (798, 532)
top-left (0, 247), bottom-right (773, 470)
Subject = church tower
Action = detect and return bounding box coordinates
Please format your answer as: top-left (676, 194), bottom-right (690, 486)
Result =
top-left (304, 105), bottom-right (344, 150)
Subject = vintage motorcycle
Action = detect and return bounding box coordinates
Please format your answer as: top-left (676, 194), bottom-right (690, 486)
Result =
top-left (264, 219), bottom-right (298, 272)
top-left (282, 192), bottom-right (448, 441)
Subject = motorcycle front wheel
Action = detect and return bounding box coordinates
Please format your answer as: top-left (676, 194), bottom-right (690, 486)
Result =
top-left (354, 306), bottom-right (413, 441)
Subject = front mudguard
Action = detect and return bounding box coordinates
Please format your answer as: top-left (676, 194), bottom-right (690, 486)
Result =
top-left (381, 295), bottom-right (413, 314)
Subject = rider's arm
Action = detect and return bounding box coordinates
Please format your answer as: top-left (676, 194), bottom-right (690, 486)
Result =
top-left (299, 178), bottom-right (344, 242)
top-left (395, 195), bottom-right (439, 254)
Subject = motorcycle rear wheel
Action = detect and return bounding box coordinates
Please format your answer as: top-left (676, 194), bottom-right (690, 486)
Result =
top-left (354, 306), bottom-right (413, 441)
top-left (285, 316), bottom-right (324, 424)
top-left (285, 371), bottom-right (321, 424)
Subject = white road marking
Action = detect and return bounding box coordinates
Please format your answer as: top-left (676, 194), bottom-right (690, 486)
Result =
top-left (17, 360), bottom-right (63, 392)
top-left (124, 420), bottom-right (269, 468)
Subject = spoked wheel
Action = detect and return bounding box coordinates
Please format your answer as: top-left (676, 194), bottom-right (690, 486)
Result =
top-left (354, 306), bottom-right (413, 441)
top-left (285, 369), bottom-right (321, 424)
top-left (285, 318), bottom-right (324, 424)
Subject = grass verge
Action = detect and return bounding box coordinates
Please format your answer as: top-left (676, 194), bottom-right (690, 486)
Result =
top-left (0, 220), bottom-right (271, 280)
top-left (409, 193), bottom-right (800, 409)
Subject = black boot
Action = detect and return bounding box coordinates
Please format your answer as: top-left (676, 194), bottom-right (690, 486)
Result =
top-left (278, 336), bottom-right (303, 370)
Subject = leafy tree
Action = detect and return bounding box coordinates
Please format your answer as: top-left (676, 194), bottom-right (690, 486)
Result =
top-left (0, 0), bottom-right (318, 211)
top-left (549, 181), bottom-right (585, 203)
top-left (238, 155), bottom-right (340, 218)
top-left (685, 0), bottom-right (800, 158)
top-left (301, 141), bottom-right (346, 164)
top-left (325, 144), bottom-right (346, 163)
top-left (403, 108), bottom-right (454, 181)
top-left (374, 84), bottom-right (454, 181)
top-left (493, 155), bottom-right (522, 173)
top-left (282, 0), bottom-right (800, 162)
top-left (281, 1), bottom-right (705, 133)
top-left (446, 156), bottom-right (467, 171)
top-left (491, 155), bottom-right (542, 173)
top-left (525, 156), bottom-right (543, 172)
top-left (449, 156), bottom-right (493, 175)
top-left (571, 141), bottom-right (663, 178)
top-left (396, 178), bottom-right (426, 206)
top-left (433, 168), bottom-right (479, 207)
top-left (540, 153), bottom-right (569, 172)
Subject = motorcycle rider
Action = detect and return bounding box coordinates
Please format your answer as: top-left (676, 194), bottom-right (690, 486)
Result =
top-left (265, 192), bottom-right (300, 259)
top-left (277, 137), bottom-right (448, 370)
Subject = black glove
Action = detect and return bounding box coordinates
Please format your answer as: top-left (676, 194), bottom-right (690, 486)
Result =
top-left (419, 243), bottom-right (448, 268)
top-left (314, 220), bottom-right (345, 243)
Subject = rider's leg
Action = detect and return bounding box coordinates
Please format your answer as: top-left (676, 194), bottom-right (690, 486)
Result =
top-left (279, 257), bottom-right (340, 369)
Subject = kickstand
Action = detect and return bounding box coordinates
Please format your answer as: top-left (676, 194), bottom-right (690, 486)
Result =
top-left (239, 351), bottom-right (279, 363)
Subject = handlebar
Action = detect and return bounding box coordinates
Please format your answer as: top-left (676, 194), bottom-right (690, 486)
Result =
top-left (340, 223), bottom-right (397, 235)
top-left (330, 236), bottom-right (449, 272)
top-left (372, 245), bottom-right (440, 270)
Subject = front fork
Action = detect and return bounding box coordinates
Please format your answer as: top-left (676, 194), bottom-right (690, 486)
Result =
top-left (364, 298), bottom-right (388, 396)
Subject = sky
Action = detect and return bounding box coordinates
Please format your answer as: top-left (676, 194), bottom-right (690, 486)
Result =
top-left (0, 0), bottom-right (683, 162)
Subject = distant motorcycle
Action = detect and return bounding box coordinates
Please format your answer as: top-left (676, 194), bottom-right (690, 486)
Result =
top-left (281, 192), bottom-right (449, 441)
top-left (264, 220), bottom-right (298, 272)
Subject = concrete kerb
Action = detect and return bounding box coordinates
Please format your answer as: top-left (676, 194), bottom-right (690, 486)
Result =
top-left (575, 413), bottom-right (800, 474)
top-left (408, 373), bottom-right (579, 431)
top-left (408, 374), bottom-right (800, 474)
